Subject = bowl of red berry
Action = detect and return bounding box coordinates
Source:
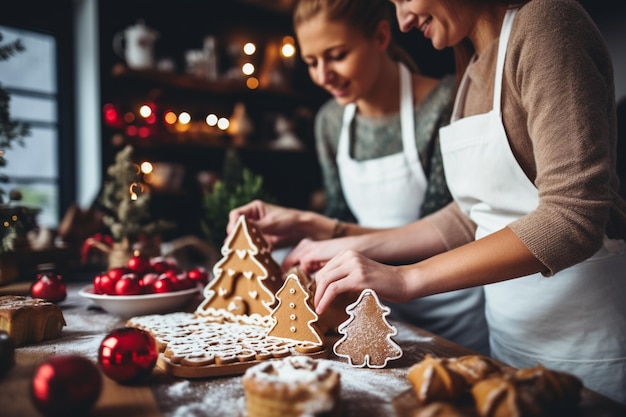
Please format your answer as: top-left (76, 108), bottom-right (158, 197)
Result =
top-left (79, 254), bottom-right (210, 318)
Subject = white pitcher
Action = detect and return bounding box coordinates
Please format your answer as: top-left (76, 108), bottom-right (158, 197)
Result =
top-left (113, 20), bottom-right (159, 70)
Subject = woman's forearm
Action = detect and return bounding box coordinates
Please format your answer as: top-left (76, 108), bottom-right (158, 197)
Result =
top-left (403, 226), bottom-right (547, 298)
top-left (340, 219), bottom-right (449, 264)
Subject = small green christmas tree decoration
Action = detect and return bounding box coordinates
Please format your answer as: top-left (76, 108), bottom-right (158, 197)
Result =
top-left (97, 145), bottom-right (172, 245)
top-left (0, 32), bottom-right (34, 254)
top-left (200, 148), bottom-right (275, 248)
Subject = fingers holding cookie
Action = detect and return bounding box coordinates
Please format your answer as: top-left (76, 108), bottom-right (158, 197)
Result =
top-left (313, 250), bottom-right (395, 315)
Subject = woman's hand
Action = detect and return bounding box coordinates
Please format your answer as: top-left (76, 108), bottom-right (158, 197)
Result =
top-left (312, 250), bottom-right (411, 315)
top-left (227, 200), bottom-right (337, 249)
top-left (227, 200), bottom-right (304, 248)
top-left (282, 237), bottom-right (352, 273)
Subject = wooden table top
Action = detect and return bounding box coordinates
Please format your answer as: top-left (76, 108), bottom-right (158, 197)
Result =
top-left (1, 282), bottom-right (624, 417)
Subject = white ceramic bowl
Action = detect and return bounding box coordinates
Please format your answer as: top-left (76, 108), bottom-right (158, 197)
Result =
top-left (78, 285), bottom-right (201, 318)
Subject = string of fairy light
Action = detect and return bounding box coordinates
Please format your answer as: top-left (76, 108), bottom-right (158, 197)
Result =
top-left (103, 36), bottom-right (297, 140)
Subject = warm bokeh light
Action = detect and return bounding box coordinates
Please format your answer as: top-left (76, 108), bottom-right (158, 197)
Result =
top-left (281, 36), bottom-right (296, 58)
top-left (124, 112), bottom-right (136, 123)
top-left (246, 77), bottom-right (259, 89)
top-left (140, 161), bottom-right (153, 174)
top-left (281, 43), bottom-right (296, 58)
top-left (206, 114), bottom-right (218, 126)
top-left (139, 105), bottom-right (152, 118)
top-left (138, 126), bottom-right (150, 138)
top-left (126, 125), bottom-right (138, 136)
top-left (242, 63), bottom-right (255, 76)
top-left (178, 112), bottom-right (191, 124)
top-left (217, 117), bottom-right (230, 130)
top-left (129, 182), bottom-right (144, 201)
top-left (243, 42), bottom-right (256, 55)
top-left (164, 111), bottom-right (177, 125)
top-left (103, 103), bottom-right (119, 125)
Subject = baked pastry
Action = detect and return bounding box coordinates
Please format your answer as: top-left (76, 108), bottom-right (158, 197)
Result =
top-left (447, 355), bottom-right (504, 385)
top-left (0, 295), bottom-right (66, 347)
top-left (471, 365), bottom-right (582, 417)
top-left (407, 354), bottom-right (467, 404)
top-left (242, 356), bottom-right (341, 417)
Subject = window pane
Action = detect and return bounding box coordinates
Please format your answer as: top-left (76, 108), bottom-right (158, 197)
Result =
top-left (1, 25), bottom-right (59, 228)
top-left (1, 182), bottom-right (59, 229)
top-left (3, 127), bottom-right (57, 179)
top-left (0, 26), bottom-right (56, 94)
top-left (8, 95), bottom-right (56, 124)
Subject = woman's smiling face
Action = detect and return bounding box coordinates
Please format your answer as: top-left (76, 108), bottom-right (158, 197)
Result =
top-left (389, 0), bottom-right (476, 50)
top-left (296, 12), bottom-right (388, 105)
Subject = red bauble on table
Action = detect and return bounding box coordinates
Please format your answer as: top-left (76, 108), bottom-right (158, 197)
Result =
top-left (31, 354), bottom-right (102, 417)
top-left (30, 274), bottom-right (67, 303)
top-left (98, 327), bottom-right (158, 384)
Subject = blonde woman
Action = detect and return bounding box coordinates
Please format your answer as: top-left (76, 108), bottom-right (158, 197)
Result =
top-left (228, 0), bottom-right (490, 355)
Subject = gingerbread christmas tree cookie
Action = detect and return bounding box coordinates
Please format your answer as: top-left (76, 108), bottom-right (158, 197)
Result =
top-left (196, 215), bottom-right (283, 319)
top-left (333, 288), bottom-right (402, 368)
top-left (267, 273), bottom-right (324, 347)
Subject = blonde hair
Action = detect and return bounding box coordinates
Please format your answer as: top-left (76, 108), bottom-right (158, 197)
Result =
top-left (293, 0), bottom-right (420, 73)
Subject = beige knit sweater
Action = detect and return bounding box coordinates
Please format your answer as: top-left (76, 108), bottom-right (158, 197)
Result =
top-left (426, 0), bottom-right (626, 275)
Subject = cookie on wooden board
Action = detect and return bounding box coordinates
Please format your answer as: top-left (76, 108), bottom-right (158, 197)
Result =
top-left (196, 215), bottom-right (283, 319)
top-left (266, 273), bottom-right (324, 348)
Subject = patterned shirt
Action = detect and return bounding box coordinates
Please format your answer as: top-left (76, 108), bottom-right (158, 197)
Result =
top-left (314, 74), bottom-right (455, 223)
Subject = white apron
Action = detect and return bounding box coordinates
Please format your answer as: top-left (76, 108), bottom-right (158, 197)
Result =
top-left (337, 62), bottom-right (427, 228)
top-left (337, 62), bottom-right (490, 355)
top-left (439, 9), bottom-right (626, 403)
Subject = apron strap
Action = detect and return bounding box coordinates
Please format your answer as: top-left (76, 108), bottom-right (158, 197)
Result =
top-left (493, 8), bottom-right (518, 113)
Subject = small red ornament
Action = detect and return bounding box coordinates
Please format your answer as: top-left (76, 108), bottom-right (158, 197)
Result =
top-left (108, 266), bottom-right (131, 281)
top-left (31, 354), bottom-right (102, 417)
top-left (114, 273), bottom-right (142, 295)
top-left (150, 257), bottom-right (177, 274)
top-left (0, 330), bottom-right (15, 376)
top-left (98, 328), bottom-right (158, 384)
top-left (127, 252), bottom-right (151, 274)
top-left (139, 272), bottom-right (159, 292)
top-left (152, 275), bottom-right (177, 293)
top-left (30, 274), bottom-right (67, 303)
top-left (187, 266), bottom-right (209, 285)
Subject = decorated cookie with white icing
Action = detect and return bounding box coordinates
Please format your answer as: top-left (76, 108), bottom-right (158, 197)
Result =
top-left (196, 215), bottom-right (283, 318)
top-left (267, 273), bottom-right (324, 346)
top-left (333, 288), bottom-right (402, 368)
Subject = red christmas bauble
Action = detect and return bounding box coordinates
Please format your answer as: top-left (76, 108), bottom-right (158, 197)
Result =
top-left (139, 272), bottom-right (159, 293)
top-left (127, 253), bottom-right (151, 274)
top-left (31, 355), bottom-right (102, 417)
top-left (0, 330), bottom-right (15, 376)
top-left (187, 266), bottom-right (209, 285)
top-left (98, 328), bottom-right (158, 384)
top-left (152, 275), bottom-right (177, 293)
top-left (114, 273), bottom-right (142, 295)
top-left (30, 275), bottom-right (67, 303)
top-left (107, 266), bottom-right (131, 281)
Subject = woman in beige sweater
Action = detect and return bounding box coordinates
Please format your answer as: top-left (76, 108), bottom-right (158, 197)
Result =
top-left (283, 0), bottom-right (626, 403)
